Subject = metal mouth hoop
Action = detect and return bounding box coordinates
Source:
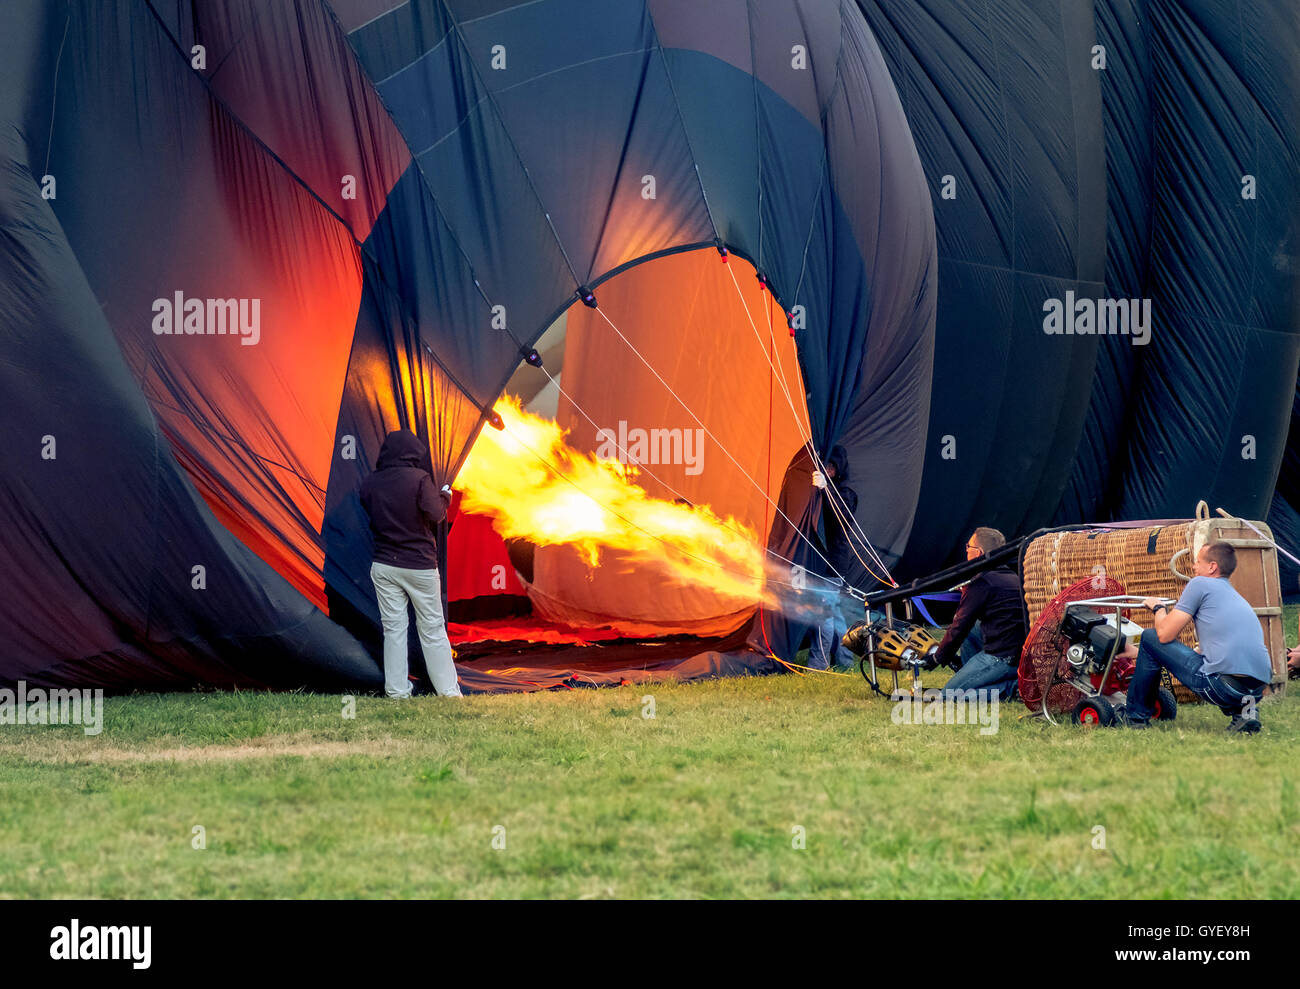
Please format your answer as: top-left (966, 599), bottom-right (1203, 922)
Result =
top-left (1065, 595), bottom-right (1175, 609)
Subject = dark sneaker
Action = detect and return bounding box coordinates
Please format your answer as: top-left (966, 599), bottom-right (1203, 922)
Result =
top-left (1225, 716), bottom-right (1262, 735)
top-left (1115, 703), bottom-right (1154, 729)
top-left (1123, 710), bottom-right (1149, 729)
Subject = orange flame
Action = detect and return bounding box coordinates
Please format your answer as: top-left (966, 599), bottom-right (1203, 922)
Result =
top-left (456, 396), bottom-right (778, 607)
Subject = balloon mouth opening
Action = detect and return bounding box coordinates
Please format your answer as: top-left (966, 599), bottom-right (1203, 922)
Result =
top-left (447, 247), bottom-right (820, 641)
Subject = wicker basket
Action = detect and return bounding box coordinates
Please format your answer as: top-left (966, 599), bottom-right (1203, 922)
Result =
top-left (1021, 503), bottom-right (1287, 700)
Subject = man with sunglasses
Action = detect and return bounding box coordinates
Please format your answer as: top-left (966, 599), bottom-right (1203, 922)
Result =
top-left (932, 528), bottom-right (1026, 700)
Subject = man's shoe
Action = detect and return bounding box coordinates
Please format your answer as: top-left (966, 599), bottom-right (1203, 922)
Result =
top-left (1225, 716), bottom-right (1262, 734)
top-left (1115, 703), bottom-right (1152, 729)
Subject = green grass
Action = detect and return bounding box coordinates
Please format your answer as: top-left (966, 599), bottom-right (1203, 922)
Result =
top-left (1, 606), bottom-right (1295, 899)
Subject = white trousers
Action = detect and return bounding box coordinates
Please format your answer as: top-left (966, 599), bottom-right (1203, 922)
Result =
top-left (370, 562), bottom-right (462, 697)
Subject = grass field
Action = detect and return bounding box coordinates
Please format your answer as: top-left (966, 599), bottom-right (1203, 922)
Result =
top-left (1, 607), bottom-right (1296, 899)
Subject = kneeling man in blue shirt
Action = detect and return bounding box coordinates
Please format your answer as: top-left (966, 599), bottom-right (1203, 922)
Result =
top-left (1127, 542), bottom-right (1272, 733)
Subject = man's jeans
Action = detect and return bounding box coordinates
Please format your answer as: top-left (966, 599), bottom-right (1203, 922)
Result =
top-left (1127, 628), bottom-right (1263, 722)
top-left (371, 562), bottom-right (462, 698)
top-left (957, 621), bottom-right (985, 669)
top-left (810, 601), bottom-right (855, 670)
top-left (942, 650), bottom-right (1019, 700)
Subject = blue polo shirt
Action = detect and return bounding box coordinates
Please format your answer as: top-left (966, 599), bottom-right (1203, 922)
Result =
top-left (1172, 576), bottom-right (1272, 681)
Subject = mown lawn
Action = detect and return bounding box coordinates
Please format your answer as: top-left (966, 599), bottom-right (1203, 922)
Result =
top-left (1, 607), bottom-right (1295, 899)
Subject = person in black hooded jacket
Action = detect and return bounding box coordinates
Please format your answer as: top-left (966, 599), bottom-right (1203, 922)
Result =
top-left (809, 445), bottom-right (859, 670)
top-left (359, 429), bottom-right (461, 698)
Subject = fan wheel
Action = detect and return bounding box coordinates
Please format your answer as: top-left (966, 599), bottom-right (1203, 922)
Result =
top-left (1072, 695), bottom-right (1115, 727)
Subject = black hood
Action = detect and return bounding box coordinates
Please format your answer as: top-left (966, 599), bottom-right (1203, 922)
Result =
top-left (375, 429), bottom-right (429, 470)
top-left (826, 444), bottom-right (850, 484)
